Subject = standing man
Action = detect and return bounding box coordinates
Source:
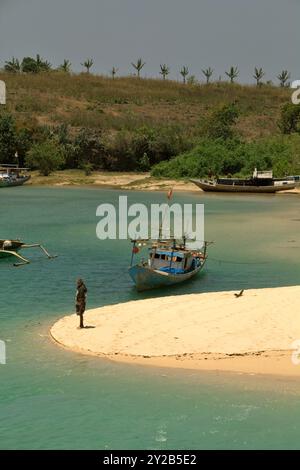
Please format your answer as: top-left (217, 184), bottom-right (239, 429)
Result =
top-left (76, 278), bottom-right (87, 328)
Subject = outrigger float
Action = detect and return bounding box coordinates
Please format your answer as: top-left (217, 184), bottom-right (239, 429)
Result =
top-left (129, 237), bottom-right (210, 291)
top-left (0, 239), bottom-right (57, 266)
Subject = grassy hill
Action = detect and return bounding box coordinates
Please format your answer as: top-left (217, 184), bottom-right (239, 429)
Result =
top-left (0, 72), bottom-right (298, 178)
top-left (0, 72), bottom-right (291, 140)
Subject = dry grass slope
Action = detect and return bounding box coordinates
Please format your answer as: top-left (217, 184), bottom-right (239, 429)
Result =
top-left (0, 72), bottom-right (291, 140)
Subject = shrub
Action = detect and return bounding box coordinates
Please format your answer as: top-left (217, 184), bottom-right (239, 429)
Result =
top-left (26, 140), bottom-right (65, 176)
top-left (279, 103), bottom-right (300, 134)
top-left (139, 153), bottom-right (151, 171)
top-left (80, 162), bottom-right (93, 176)
top-left (151, 139), bottom-right (244, 178)
top-left (104, 131), bottom-right (137, 171)
top-left (71, 128), bottom-right (106, 169)
top-left (130, 125), bottom-right (191, 165)
top-left (0, 113), bottom-right (17, 163)
top-left (151, 135), bottom-right (300, 179)
top-left (200, 102), bottom-right (240, 140)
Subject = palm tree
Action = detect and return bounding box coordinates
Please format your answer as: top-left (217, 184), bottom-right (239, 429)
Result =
top-left (81, 59), bottom-right (94, 74)
top-left (4, 57), bottom-right (21, 73)
top-left (160, 64), bottom-right (170, 80)
top-left (253, 67), bottom-right (265, 86)
top-left (35, 54), bottom-right (51, 72)
top-left (277, 70), bottom-right (291, 87)
top-left (225, 66), bottom-right (239, 83)
top-left (110, 66), bottom-right (118, 79)
top-left (202, 67), bottom-right (214, 84)
top-left (180, 66), bottom-right (189, 84)
top-left (58, 60), bottom-right (72, 73)
top-left (131, 58), bottom-right (145, 78)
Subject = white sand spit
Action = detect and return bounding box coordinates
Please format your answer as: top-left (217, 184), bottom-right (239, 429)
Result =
top-left (50, 286), bottom-right (300, 376)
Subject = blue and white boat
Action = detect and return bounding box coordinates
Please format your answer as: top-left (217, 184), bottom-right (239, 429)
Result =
top-left (128, 238), bottom-right (209, 291)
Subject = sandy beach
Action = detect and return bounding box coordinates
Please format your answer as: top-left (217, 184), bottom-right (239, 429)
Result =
top-left (28, 171), bottom-right (300, 193)
top-left (29, 171), bottom-right (198, 192)
top-left (51, 285), bottom-right (300, 377)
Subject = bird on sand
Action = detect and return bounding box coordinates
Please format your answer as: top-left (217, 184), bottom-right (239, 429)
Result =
top-left (234, 289), bottom-right (244, 298)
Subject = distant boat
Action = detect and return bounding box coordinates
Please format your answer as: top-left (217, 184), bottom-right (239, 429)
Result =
top-left (128, 238), bottom-right (209, 291)
top-left (0, 165), bottom-right (31, 188)
top-left (191, 169), bottom-right (295, 193)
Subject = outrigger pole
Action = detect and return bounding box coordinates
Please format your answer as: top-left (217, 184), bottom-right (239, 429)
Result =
top-left (0, 243), bottom-right (58, 267)
top-left (21, 244), bottom-right (57, 258)
top-left (13, 244), bottom-right (57, 267)
top-left (0, 250), bottom-right (31, 267)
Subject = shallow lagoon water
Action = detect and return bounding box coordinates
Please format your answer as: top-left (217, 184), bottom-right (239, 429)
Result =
top-left (0, 187), bottom-right (300, 450)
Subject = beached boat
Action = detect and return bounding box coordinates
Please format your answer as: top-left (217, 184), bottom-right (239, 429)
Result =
top-left (0, 239), bottom-right (57, 266)
top-left (290, 175), bottom-right (300, 185)
top-left (0, 165), bottom-right (31, 188)
top-left (128, 238), bottom-right (209, 291)
top-left (191, 170), bottom-right (295, 193)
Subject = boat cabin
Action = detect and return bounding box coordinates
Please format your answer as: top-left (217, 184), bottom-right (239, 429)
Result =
top-left (149, 249), bottom-right (195, 274)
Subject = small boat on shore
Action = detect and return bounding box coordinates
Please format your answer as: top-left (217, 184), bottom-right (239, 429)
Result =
top-left (0, 239), bottom-right (57, 266)
top-left (191, 170), bottom-right (295, 193)
top-left (128, 238), bottom-right (209, 291)
top-left (0, 165), bottom-right (31, 188)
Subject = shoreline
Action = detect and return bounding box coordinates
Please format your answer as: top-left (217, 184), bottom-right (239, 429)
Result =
top-left (28, 171), bottom-right (198, 192)
top-left (27, 171), bottom-right (300, 194)
top-left (50, 286), bottom-right (300, 377)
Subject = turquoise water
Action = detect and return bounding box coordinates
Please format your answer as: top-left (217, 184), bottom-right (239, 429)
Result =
top-left (1, 187), bottom-right (300, 450)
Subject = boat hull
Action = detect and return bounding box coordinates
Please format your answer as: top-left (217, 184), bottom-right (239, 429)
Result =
top-left (128, 263), bottom-right (204, 291)
top-left (0, 251), bottom-right (15, 259)
top-left (0, 175), bottom-right (31, 188)
top-left (0, 240), bottom-right (23, 258)
top-left (190, 179), bottom-right (295, 193)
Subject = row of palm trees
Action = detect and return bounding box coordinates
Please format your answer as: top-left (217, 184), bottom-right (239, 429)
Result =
top-left (79, 58), bottom-right (292, 87)
top-left (3, 55), bottom-right (292, 87)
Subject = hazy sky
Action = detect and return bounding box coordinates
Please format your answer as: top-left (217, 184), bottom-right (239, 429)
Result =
top-left (0, 0), bottom-right (299, 83)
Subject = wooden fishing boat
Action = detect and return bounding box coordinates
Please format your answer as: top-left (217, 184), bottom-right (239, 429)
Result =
top-left (191, 170), bottom-right (295, 193)
top-left (0, 165), bottom-right (31, 188)
top-left (128, 238), bottom-right (209, 291)
top-left (0, 239), bottom-right (57, 266)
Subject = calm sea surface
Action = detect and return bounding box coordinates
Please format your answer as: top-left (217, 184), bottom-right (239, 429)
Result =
top-left (0, 187), bottom-right (300, 449)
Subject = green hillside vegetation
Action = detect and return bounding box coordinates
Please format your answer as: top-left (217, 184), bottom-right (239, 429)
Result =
top-left (0, 68), bottom-right (299, 177)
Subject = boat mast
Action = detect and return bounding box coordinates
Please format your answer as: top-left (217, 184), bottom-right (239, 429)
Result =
top-left (159, 187), bottom-right (173, 240)
top-left (168, 237), bottom-right (176, 271)
top-left (130, 240), bottom-right (137, 267)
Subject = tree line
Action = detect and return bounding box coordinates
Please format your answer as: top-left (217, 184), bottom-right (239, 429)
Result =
top-left (2, 54), bottom-right (292, 87)
top-left (0, 100), bottom-right (299, 177)
top-left (0, 113), bottom-right (192, 176)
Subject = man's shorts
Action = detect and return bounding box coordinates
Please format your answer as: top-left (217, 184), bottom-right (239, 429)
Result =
top-left (76, 302), bottom-right (86, 315)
